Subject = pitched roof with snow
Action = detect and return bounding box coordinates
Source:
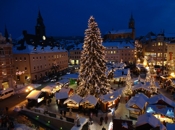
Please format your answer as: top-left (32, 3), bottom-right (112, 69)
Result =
top-left (100, 88), bottom-right (123, 102)
top-left (26, 90), bottom-right (42, 100)
top-left (64, 94), bottom-right (82, 104)
top-left (80, 95), bottom-right (97, 106)
top-left (147, 94), bottom-right (175, 107)
top-left (126, 93), bottom-right (148, 110)
top-left (13, 42), bottom-right (67, 54)
top-left (136, 113), bottom-right (167, 130)
top-left (103, 41), bottom-right (135, 49)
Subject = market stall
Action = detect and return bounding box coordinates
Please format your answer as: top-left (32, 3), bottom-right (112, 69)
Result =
top-left (135, 113), bottom-right (166, 130)
top-left (26, 90), bottom-right (45, 107)
top-left (64, 94), bottom-right (83, 109)
top-left (126, 93), bottom-right (148, 119)
top-left (55, 87), bottom-right (74, 106)
top-left (80, 95), bottom-right (97, 109)
top-left (41, 86), bottom-right (55, 98)
top-left (99, 88), bottom-right (122, 112)
top-left (146, 94), bottom-right (175, 123)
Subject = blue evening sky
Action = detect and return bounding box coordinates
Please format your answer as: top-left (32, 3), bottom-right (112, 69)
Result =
top-left (0, 0), bottom-right (175, 38)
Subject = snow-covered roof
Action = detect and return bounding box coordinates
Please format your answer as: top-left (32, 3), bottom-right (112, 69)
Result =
top-left (64, 94), bottom-right (83, 104)
top-left (103, 41), bottom-right (135, 49)
top-left (126, 93), bottom-right (148, 110)
top-left (13, 41), bottom-right (67, 54)
top-left (106, 29), bottom-right (132, 34)
top-left (26, 90), bottom-right (42, 100)
top-left (114, 69), bottom-right (128, 78)
top-left (55, 92), bottom-right (69, 100)
top-left (60, 87), bottom-right (71, 93)
top-left (80, 95), bottom-right (97, 106)
top-left (147, 94), bottom-right (175, 107)
top-left (41, 86), bottom-right (53, 93)
top-left (136, 113), bottom-right (167, 130)
top-left (100, 88), bottom-right (123, 102)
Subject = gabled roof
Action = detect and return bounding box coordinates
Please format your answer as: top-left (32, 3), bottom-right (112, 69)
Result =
top-left (80, 95), bottom-right (97, 106)
top-left (64, 94), bottom-right (82, 104)
top-left (147, 94), bottom-right (175, 107)
top-left (126, 93), bottom-right (148, 110)
top-left (26, 90), bottom-right (42, 100)
top-left (136, 113), bottom-right (167, 130)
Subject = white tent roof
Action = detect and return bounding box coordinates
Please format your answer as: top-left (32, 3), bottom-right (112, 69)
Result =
top-left (55, 92), bottom-right (69, 100)
top-left (136, 113), bottom-right (167, 130)
top-left (100, 88), bottom-right (123, 102)
top-left (80, 95), bottom-right (97, 106)
top-left (147, 94), bottom-right (175, 107)
top-left (126, 93), bottom-right (148, 110)
top-left (64, 94), bottom-right (82, 104)
top-left (41, 86), bottom-right (53, 93)
top-left (26, 90), bottom-right (42, 100)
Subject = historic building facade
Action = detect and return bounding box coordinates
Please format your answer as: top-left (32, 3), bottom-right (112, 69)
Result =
top-left (69, 39), bottom-right (136, 66)
top-left (13, 10), bottom-right (68, 84)
top-left (140, 32), bottom-right (175, 66)
top-left (0, 30), bottom-right (15, 90)
top-left (103, 14), bottom-right (135, 41)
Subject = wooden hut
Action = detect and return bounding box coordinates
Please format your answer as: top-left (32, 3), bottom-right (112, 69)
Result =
top-left (64, 94), bottom-right (82, 109)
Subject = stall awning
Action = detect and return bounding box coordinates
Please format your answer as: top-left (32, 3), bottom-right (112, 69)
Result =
top-left (26, 90), bottom-right (42, 100)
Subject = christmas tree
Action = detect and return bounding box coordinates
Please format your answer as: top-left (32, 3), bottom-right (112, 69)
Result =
top-left (76, 16), bottom-right (110, 97)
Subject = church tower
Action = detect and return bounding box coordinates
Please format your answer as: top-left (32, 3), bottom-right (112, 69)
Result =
top-left (129, 14), bottom-right (135, 29)
top-left (35, 10), bottom-right (45, 38)
top-left (128, 13), bottom-right (135, 39)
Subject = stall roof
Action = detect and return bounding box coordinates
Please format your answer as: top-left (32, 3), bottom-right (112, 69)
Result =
top-left (41, 86), bottom-right (53, 93)
top-left (64, 94), bottom-right (82, 104)
top-left (80, 95), bottom-right (97, 106)
top-left (147, 94), bottom-right (175, 108)
top-left (100, 88), bottom-right (123, 102)
top-left (126, 93), bottom-right (148, 110)
top-left (136, 113), bottom-right (167, 130)
top-left (55, 92), bottom-right (69, 100)
top-left (59, 87), bottom-right (71, 93)
top-left (113, 69), bottom-right (128, 78)
top-left (26, 90), bottom-right (42, 100)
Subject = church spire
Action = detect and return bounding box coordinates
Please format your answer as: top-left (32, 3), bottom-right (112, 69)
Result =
top-left (35, 10), bottom-right (45, 38)
top-left (4, 25), bottom-right (9, 42)
top-left (129, 13), bottom-right (135, 29)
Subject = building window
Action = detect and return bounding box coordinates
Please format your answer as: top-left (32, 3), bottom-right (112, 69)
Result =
top-left (0, 48), bottom-right (4, 55)
top-left (17, 75), bottom-right (20, 81)
top-left (25, 67), bottom-right (27, 70)
top-left (20, 57), bottom-right (22, 61)
top-left (33, 57), bottom-right (35, 60)
top-left (16, 67), bottom-right (18, 70)
top-left (24, 57), bottom-right (26, 61)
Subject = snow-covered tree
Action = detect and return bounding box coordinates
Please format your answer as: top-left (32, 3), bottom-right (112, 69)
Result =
top-left (76, 16), bottom-right (110, 97)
